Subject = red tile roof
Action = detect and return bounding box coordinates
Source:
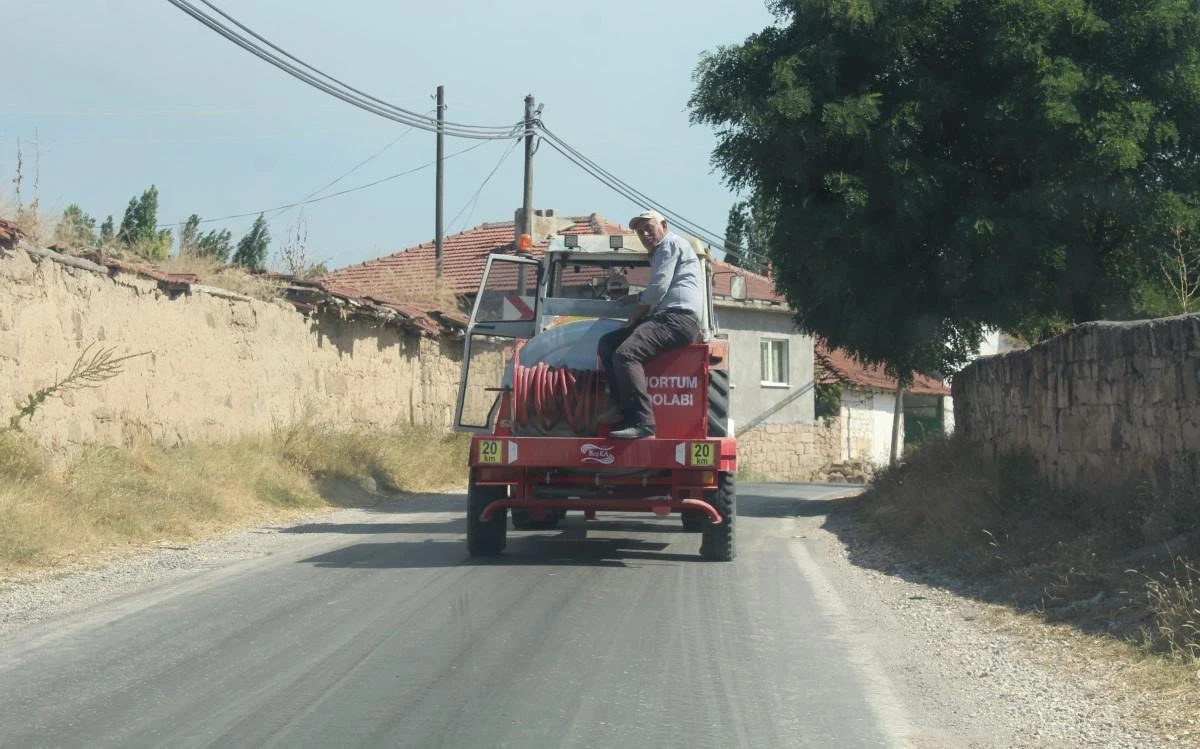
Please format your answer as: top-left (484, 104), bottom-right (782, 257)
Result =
top-left (816, 341), bottom-right (950, 396)
top-left (324, 214), bottom-right (787, 305)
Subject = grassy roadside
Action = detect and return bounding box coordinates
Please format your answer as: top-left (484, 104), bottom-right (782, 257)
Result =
top-left (0, 424), bottom-right (469, 578)
top-left (849, 436), bottom-right (1199, 700)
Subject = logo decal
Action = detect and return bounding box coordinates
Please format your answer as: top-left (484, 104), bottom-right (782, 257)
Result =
top-left (580, 443), bottom-right (615, 465)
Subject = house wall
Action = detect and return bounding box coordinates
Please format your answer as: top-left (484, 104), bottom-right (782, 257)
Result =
top-left (715, 303), bottom-right (815, 431)
top-left (0, 248), bottom-right (507, 457)
top-left (838, 390), bottom-right (900, 467)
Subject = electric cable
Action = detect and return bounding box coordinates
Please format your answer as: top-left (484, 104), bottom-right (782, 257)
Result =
top-left (165, 0), bottom-right (522, 140)
top-left (447, 137), bottom-right (522, 232)
top-left (537, 134), bottom-right (765, 271)
top-left (265, 113), bottom-right (430, 222)
top-left (157, 140), bottom-right (491, 228)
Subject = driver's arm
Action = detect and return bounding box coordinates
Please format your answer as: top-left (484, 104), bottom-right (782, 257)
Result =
top-left (624, 302), bottom-right (649, 327)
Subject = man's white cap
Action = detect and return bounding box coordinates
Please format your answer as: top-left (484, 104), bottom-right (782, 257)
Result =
top-left (628, 209), bottom-right (666, 229)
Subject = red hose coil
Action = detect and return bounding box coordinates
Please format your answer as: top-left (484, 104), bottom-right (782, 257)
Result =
top-left (511, 361), bottom-right (607, 435)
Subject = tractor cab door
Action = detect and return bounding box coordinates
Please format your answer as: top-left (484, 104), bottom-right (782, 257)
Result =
top-left (454, 254), bottom-right (541, 433)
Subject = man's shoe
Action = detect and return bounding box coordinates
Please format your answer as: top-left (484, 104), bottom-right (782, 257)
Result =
top-left (597, 405), bottom-right (624, 425)
top-left (610, 424), bottom-right (655, 440)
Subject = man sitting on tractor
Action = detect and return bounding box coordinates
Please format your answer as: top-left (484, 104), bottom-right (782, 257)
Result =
top-left (597, 210), bottom-right (705, 439)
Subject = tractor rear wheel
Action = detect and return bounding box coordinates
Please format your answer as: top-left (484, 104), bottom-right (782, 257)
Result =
top-left (680, 512), bottom-right (706, 532)
top-left (699, 471), bottom-right (736, 561)
top-left (706, 368), bottom-right (730, 437)
top-left (683, 368), bottom-right (731, 533)
top-left (467, 470), bottom-right (507, 557)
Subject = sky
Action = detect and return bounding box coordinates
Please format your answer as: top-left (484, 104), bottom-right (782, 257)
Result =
top-left (5, 0), bottom-right (778, 271)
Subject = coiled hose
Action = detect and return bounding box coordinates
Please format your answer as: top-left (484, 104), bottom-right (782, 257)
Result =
top-left (511, 362), bottom-right (607, 435)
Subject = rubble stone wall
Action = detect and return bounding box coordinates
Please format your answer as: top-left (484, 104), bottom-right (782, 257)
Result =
top-left (737, 420), bottom-right (843, 481)
top-left (953, 315), bottom-right (1200, 494)
top-left (0, 248), bottom-right (503, 456)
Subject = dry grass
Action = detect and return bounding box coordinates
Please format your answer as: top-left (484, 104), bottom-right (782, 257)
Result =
top-left (0, 424), bottom-right (469, 576)
top-left (157, 255), bottom-right (282, 302)
top-left (382, 278), bottom-right (462, 309)
top-left (0, 195), bottom-right (55, 247)
top-left (855, 436), bottom-right (1200, 670)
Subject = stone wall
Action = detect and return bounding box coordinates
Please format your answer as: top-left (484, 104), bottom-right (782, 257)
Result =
top-left (737, 420), bottom-right (843, 481)
top-left (953, 315), bottom-right (1200, 493)
top-left (0, 247), bottom-right (504, 455)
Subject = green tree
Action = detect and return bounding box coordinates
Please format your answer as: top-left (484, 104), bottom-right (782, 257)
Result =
top-left (118, 185), bottom-right (170, 260)
top-left (690, 0), bottom-right (1200, 375)
top-left (53, 204), bottom-right (97, 248)
top-left (724, 195), bottom-right (776, 274)
top-left (179, 214), bottom-right (201, 256)
top-left (724, 202), bottom-right (748, 266)
top-left (196, 228), bottom-right (233, 262)
top-left (99, 215), bottom-right (115, 246)
top-left (232, 214), bottom-right (270, 270)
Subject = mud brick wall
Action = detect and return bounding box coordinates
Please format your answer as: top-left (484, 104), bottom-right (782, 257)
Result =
top-left (953, 316), bottom-right (1200, 494)
top-left (0, 247), bottom-right (503, 456)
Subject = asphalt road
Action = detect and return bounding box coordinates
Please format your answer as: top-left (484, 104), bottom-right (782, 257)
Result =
top-left (0, 483), bottom-right (913, 749)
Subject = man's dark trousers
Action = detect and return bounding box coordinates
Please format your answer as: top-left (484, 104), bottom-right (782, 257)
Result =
top-left (597, 310), bottom-right (702, 428)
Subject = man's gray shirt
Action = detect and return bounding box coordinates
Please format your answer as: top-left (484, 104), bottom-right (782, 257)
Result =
top-left (640, 231), bottom-right (704, 318)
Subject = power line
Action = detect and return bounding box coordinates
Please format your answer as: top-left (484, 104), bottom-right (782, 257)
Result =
top-left (158, 140), bottom-right (491, 228)
top-left (448, 137), bottom-right (522, 233)
top-left (165, 0), bottom-right (521, 140)
top-left (537, 125), bottom-right (730, 245)
top-left (192, 0), bottom-right (508, 135)
top-left (536, 129), bottom-right (763, 270)
top-left (265, 113), bottom-right (430, 222)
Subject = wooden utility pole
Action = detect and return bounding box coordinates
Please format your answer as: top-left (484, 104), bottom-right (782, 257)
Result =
top-left (522, 94), bottom-right (535, 241)
top-left (889, 385), bottom-right (905, 466)
top-left (435, 85), bottom-right (445, 281)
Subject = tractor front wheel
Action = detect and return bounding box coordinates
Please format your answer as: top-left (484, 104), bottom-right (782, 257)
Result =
top-left (467, 470), bottom-right (507, 557)
top-left (699, 471), bottom-right (736, 561)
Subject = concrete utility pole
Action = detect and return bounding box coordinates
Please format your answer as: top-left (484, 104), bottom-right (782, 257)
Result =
top-left (435, 85), bottom-right (445, 281)
top-left (522, 94), bottom-right (535, 241)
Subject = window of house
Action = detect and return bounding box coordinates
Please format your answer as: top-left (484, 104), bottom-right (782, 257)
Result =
top-left (760, 338), bottom-right (789, 386)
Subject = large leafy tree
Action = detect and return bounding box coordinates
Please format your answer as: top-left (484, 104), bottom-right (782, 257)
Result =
top-left (691, 0), bottom-right (1200, 374)
top-left (232, 214), bottom-right (270, 270)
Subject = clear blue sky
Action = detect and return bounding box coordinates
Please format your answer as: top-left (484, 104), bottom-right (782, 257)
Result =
top-left (5, 0), bottom-right (776, 271)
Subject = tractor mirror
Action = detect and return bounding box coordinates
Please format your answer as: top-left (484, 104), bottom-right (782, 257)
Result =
top-left (730, 274), bottom-right (747, 301)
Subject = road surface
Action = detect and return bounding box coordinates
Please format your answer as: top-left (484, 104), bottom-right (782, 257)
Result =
top-left (0, 484), bottom-right (919, 748)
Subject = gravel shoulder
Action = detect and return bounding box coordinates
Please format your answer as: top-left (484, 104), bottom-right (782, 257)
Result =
top-left (800, 498), bottom-right (1197, 749)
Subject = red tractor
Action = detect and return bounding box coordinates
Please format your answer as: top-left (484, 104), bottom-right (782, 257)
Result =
top-left (453, 234), bottom-right (738, 561)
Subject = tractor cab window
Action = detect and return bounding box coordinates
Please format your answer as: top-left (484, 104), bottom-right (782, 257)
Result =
top-left (550, 259), bottom-right (647, 301)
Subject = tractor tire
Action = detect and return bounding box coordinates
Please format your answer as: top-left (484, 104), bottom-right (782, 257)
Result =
top-left (699, 471), bottom-right (736, 561)
top-left (684, 368), bottom-right (730, 532)
top-left (511, 508), bottom-right (560, 531)
top-left (680, 511), bottom-right (706, 533)
top-left (707, 368), bottom-right (730, 438)
top-left (467, 470), bottom-right (507, 557)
